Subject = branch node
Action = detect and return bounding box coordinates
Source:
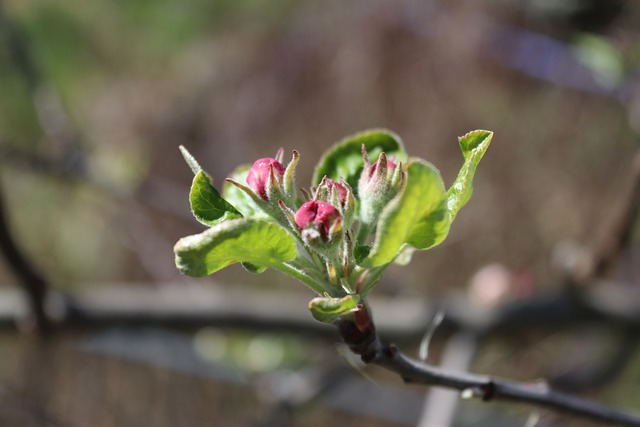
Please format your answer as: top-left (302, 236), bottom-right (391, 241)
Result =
top-left (386, 343), bottom-right (399, 357)
top-left (460, 383), bottom-right (495, 401)
top-left (481, 381), bottom-right (496, 401)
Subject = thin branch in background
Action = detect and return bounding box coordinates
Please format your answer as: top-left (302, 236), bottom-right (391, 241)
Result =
top-left (589, 150), bottom-right (640, 279)
top-left (0, 178), bottom-right (51, 333)
top-left (418, 309), bottom-right (444, 362)
top-left (114, 201), bottom-right (184, 282)
top-left (550, 325), bottom-right (640, 392)
top-left (0, 1), bottom-right (86, 176)
top-left (0, 0), bottom-right (39, 89)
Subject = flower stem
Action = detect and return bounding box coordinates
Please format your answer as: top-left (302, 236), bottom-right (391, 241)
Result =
top-left (356, 222), bottom-right (373, 246)
top-left (276, 261), bottom-right (330, 295)
top-left (358, 265), bottom-right (387, 297)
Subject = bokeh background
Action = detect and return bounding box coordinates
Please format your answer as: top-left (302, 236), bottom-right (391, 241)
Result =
top-left (1, 0), bottom-right (639, 426)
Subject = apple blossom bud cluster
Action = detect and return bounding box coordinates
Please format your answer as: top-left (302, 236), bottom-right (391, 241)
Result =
top-left (234, 145), bottom-right (401, 262)
top-left (177, 128), bottom-right (492, 324)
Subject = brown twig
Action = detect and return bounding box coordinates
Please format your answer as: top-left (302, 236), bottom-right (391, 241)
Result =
top-left (336, 305), bottom-right (640, 427)
top-left (0, 1), bottom-right (86, 176)
top-left (589, 150), bottom-right (640, 279)
top-left (0, 179), bottom-right (51, 333)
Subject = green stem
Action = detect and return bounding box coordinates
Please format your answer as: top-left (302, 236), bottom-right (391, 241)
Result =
top-left (356, 221), bottom-right (373, 246)
top-left (358, 265), bottom-right (388, 298)
top-left (326, 258), bottom-right (342, 287)
top-left (276, 261), bottom-right (330, 295)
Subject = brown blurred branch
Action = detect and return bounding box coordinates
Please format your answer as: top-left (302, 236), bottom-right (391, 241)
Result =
top-left (0, 0), bottom-right (38, 89)
top-left (0, 281), bottom-right (639, 339)
top-left (589, 150), bottom-right (640, 279)
top-left (0, 280), bottom-right (636, 424)
top-left (0, 2), bottom-right (85, 175)
top-left (0, 179), bottom-right (51, 333)
top-left (336, 305), bottom-right (640, 427)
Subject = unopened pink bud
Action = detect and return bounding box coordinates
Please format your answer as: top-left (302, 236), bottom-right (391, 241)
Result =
top-left (325, 178), bottom-right (348, 205)
top-left (295, 201), bottom-right (341, 240)
top-left (359, 150), bottom-right (405, 227)
top-left (370, 157), bottom-right (396, 177)
top-left (246, 158), bottom-right (285, 201)
top-left (369, 153), bottom-right (397, 179)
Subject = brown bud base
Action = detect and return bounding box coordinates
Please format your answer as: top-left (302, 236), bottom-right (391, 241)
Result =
top-left (334, 304), bottom-right (378, 363)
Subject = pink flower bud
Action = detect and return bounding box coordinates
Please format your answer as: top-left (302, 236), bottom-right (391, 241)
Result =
top-left (369, 157), bottom-right (396, 178)
top-left (246, 158), bottom-right (285, 201)
top-left (359, 149), bottom-right (405, 227)
top-left (295, 201), bottom-right (341, 240)
top-left (325, 178), bottom-right (348, 206)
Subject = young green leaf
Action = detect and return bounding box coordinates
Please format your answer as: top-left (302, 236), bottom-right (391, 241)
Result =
top-left (312, 129), bottom-right (407, 191)
top-left (354, 244), bottom-right (371, 264)
top-left (179, 145), bottom-right (202, 175)
top-left (222, 164), bottom-right (267, 218)
top-left (174, 218), bottom-right (297, 277)
top-left (308, 294), bottom-right (361, 323)
top-left (179, 145), bottom-right (243, 226)
top-left (241, 262), bottom-right (268, 273)
top-left (447, 130), bottom-right (493, 221)
top-left (362, 158), bottom-right (446, 267)
top-left (190, 170), bottom-right (242, 227)
top-left (406, 198), bottom-right (451, 250)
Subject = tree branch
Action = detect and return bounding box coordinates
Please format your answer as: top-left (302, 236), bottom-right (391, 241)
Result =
top-left (589, 150), bottom-right (640, 279)
top-left (0, 178), bottom-right (51, 333)
top-left (0, 2), bottom-right (86, 175)
top-left (336, 305), bottom-right (640, 427)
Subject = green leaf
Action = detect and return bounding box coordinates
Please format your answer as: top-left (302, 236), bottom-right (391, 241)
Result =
top-left (447, 130), bottom-right (493, 221)
top-left (393, 246), bottom-right (416, 266)
top-left (179, 145), bottom-right (242, 226)
top-left (354, 244), bottom-right (371, 264)
top-left (312, 129), bottom-right (407, 192)
top-left (179, 145), bottom-right (202, 175)
top-left (174, 218), bottom-right (297, 277)
top-left (406, 198), bottom-right (451, 250)
top-left (223, 164), bottom-right (266, 218)
top-left (362, 158), bottom-right (447, 267)
top-left (190, 170), bottom-right (242, 226)
top-left (241, 262), bottom-right (267, 273)
top-left (308, 294), bottom-right (361, 323)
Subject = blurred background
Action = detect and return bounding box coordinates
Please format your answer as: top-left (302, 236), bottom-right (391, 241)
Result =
top-left (1, 0), bottom-right (640, 426)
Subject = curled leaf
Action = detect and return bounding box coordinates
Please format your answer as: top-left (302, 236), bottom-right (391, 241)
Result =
top-left (312, 129), bottom-right (407, 192)
top-left (179, 145), bottom-right (242, 226)
top-left (447, 130), bottom-right (493, 221)
top-left (241, 262), bottom-right (267, 273)
top-left (308, 294), bottom-right (361, 323)
top-left (190, 170), bottom-right (242, 226)
top-left (174, 218), bottom-right (296, 277)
